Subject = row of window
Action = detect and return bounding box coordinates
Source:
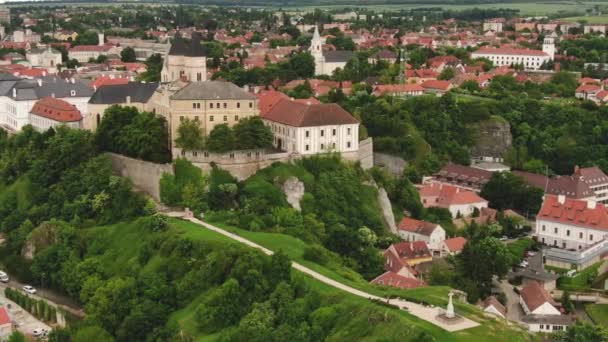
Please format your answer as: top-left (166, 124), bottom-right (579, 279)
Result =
top-left (539, 324), bottom-right (564, 331)
top-left (304, 127), bottom-right (352, 138)
top-left (192, 102), bottom-right (253, 109)
top-left (541, 225), bottom-right (595, 241)
top-left (180, 150), bottom-right (263, 158)
top-left (304, 141), bottom-right (352, 151)
top-left (179, 115), bottom-right (239, 122)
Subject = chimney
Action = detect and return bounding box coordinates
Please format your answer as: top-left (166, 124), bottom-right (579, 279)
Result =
top-left (558, 195), bottom-right (566, 204)
top-left (588, 200), bottom-right (597, 209)
top-left (37, 79), bottom-right (42, 87)
top-left (126, 95), bottom-right (131, 104)
top-left (12, 88), bottom-right (16, 98)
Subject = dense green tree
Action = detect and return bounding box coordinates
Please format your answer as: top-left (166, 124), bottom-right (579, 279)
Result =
top-left (555, 321), bottom-right (608, 342)
top-left (175, 118), bottom-right (205, 151)
top-left (120, 47), bottom-right (137, 62)
top-left (457, 237), bottom-right (510, 297)
top-left (233, 117), bottom-right (273, 150)
top-left (480, 172), bottom-right (543, 216)
top-left (206, 124), bottom-right (236, 153)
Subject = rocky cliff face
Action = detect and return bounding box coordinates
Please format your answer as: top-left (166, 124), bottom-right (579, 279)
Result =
top-left (282, 176), bottom-right (305, 211)
top-left (377, 187), bottom-right (398, 235)
top-left (21, 222), bottom-right (60, 260)
top-left (470, 117), bottom-right (512, 161)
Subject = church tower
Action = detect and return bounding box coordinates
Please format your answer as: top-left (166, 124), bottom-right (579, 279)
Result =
top-left (543, 37), bottom-right (555, 60)
top-left (309, 25), bottom-right (325, 75)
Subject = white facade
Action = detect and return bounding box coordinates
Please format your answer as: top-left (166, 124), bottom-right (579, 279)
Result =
top-left (448, 201), bottom-right (488, 218)
top-left (398, 226), bottom-right (446, 252)
top-left (483, 305), bottom-right (505, 319)
top-left (266, 120), bottom-right (359, 155)
top-left (527, 322), bottom-right (568, 333)
top-left (520, 297), bottom-right (560, 316)
top-left (536, 216), bottom-right (608, 250)
top-left (542, 38), bottom-right (556, 60)
top-left (483, 21), bottom-right (503, 33)
top-left (584, 25), bottom-right (606, 35)
top-left (0, 95), bottom-right (90, 132)
top-left (26, 48), bottom-right (62, 71)
top-left (471, 49), bottom-right (551, 70)
top-left (29, 113), bottom-right (81, 132)
top-left (309, 26), bottom-right (349, 76)
top-left (161, 54), bottom-right (207, 83)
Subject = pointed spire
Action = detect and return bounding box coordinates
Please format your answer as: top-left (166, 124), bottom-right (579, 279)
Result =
top-left (313, 24), bottom-right (320, 41)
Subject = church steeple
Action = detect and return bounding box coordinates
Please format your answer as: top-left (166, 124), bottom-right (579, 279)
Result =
top-left (309, 25), bottom-right (323, 57)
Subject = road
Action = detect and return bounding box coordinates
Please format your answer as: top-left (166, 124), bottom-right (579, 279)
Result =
top-left (0, 279), bottom-right (84, 318)
top-left (166, 211), bottom-right (480, 332)
top-left (494, 279), bottom-right (524, 322)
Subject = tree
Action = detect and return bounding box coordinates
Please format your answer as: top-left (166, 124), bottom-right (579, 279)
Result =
top-left (269, 250), bottom-right (291, 287)
top-left (139, 53), bottom-right (163, 82)
top-left (457, 237), bottom-right (510, 297)
top-left (6, 331), bottom-right (26, 342)
top-left (120, 47), bottom-right (136, 62)
top-left (561, 290), bottom-right (574, 313)
top-left (480, 172), bottom-right (543, 216)
top-left (288, 52), bottom-right (315, 78)
top-left (206, 124), bottom-right (235, 152)
top-left (555, 321), bottom-right (608, 342)
top-left (73, 326), bottom-right (115, 342)
top-left (438, 67), bottom-right (455, 80)
top-left (175, 119), bottom-right (204, 151)
top-left (233, 117), bottom-right (273, 150)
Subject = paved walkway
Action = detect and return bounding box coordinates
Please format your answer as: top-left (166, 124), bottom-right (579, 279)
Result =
top-left (495, 279), bottom-right (524, 322)
top-left (167, 212), bottom-right (480, 332)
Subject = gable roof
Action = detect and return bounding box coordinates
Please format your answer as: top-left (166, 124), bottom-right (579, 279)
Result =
top-left (443, 237), bottom-right (467, 252)
top-left (88, 82), bottom-right (159, 104)
top-left (419, 183), bottom-right (488, 206)
top-left (520, 281), bottom-right (558, 313)
top-left (398, 217), bottom-right (439, 236)
top-left (473, 47), bottom-right (548, 57)
top-left (513, 170), bottom-right (595, 199)
top-left (323, 50), bottom-right (355, 63)
top-left (421, 80), bottom-right (452, 91)
top-left (255, 90), bottom-right (290, 115)
top-left (261, 99), bottom-right (358, 127)
top-left (30, 96), bottom-right (82, 122)
top-left (483, 296), bottom-right (507, 317)
top-left (10, 76), bottom-right (94, 100)
top-left (435, 163), bottom-right (493, 187)
top-left (371, 271), bottom-right (426, 289)
top-left (391, 241), bottom-right (431, 260)
top-left (536, 195), bottom-right (608, 231)
top-left (171, 81), bottom-right (256, 101)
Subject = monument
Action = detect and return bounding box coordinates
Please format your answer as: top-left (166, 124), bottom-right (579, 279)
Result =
top-left (436, 291), bottom-right (463, 323)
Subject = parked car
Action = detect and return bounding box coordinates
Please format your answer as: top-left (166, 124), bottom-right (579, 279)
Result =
top-left (566, 269), bottom-right (577, 277)
top-left (499, 236), bottom-right (508, 241)
top-left (519, 261), bottom-right (529, 268)
top-left (0, 271), bottom-right (9, 283)
top-left (22, 285), bottom-right (36, 294)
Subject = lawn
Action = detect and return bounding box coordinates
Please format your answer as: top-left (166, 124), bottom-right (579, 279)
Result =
top-left (585, 304), bottom-right (608, 326)
top-left (167, 216), bottom-right (536, 342)
top-left (558, 261), bottom-right (603, 291)
top-left (506, 237), bottom-right (535, 266)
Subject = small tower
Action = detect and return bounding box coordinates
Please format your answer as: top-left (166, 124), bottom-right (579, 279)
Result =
top-left (309, 25), bottom-right (323, 57)
top-left (98, 32), bottom-right (105, 46)
top-left (543, 37), bottom-right (555, 60)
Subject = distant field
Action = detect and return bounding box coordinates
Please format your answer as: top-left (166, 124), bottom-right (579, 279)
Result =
top-left (562, 15), bottom-right (608, 24)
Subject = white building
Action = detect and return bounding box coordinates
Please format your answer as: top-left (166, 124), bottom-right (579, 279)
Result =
top-left (68, 33), bottom-right (116, 63)
top-left (397, 217), bottom-right (446, 253)
top-left (483, 20), bottom-right (504, 33)
top-left (483, 296), bottom-right (506, 319)
top-left (161, 31), bottom-right (207, 83)
top-left (26, 47), bottom-right (62, 72)
top-left (418, 183), bottom-right (489, 218)
top-left (309, 26), bottom-right (354, 76)
top-left (519, 281), bottom-right (561, 316)
top-left (471, 44), bottom-right (553, 70)
top-left (29, 96), bottom-right (82, 131)
top-left (261, 98), bottom-right (359, 156)
top-left (535, 195), bottom-right (608, 250)
top-left (0, 75), bottom-right (94, 132)
top-left (584, 24), bottom-right (606, 35)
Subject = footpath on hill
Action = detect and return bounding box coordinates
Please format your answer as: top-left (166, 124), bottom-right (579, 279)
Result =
top-left (164, 211), bottom-right (480, 332)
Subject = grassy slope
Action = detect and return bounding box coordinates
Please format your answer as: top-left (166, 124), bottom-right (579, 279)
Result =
top-left (585, 304), bottom-right (608, 326)
top-left (170, 218), bottom-right (535, 341)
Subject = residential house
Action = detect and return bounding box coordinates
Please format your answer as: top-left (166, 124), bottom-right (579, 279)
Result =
top-left (419, 183), bottom-right (489, 218)
top-left (431, 163), bottom-right (493, 191)
top-left (386, 241), bottom-right (432, 266)
top-left (261, 99), bottom-right (359, 156)
top-left (29, 96), bottom-right (82, 131)
top-left (68, 44), bottom-right (116, 63)
top-left (575, 84), bottom-right (602, 101)
top-left (372, 84), bottom-right (424, 97)
top-left (519, 281), bottom-right (560, 316)
top-left (371, 242), bottom-right (426, 289)
top-left (421, 80), bottom-right (453, 95)
top-left (440, 237), bottom-right (467, 256)
top-left (368, 49), bottom-right (397, 64)
top-left (397, 217), bottom-right (446, 254)
top-left (483, 296), bottom-right (506, 319)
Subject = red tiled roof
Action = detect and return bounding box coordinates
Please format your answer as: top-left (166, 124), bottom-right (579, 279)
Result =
top-left (420, 183), bottom-right (488, 205)
top-left (261, 99), bottom-right (358, 127)
top-left (0, 307), bottom-right (9, 326)
top-left (293, 97), bottom-right (321, 105)
top-left (255, 90), bottom-right (290, 115)
top-left (371, 271), bottom-right (426, 289)
top-left (537, 195), bottom-right (608, 230)
top-left (576, 84), bottom-right (602, 93)
top-left (92, 76), bottom-right (130, 89)
top-left (443, 237), bottom-right (467, 252)
top-left (391, 241), bottom-right (431, 259)
top-left (483, 296), bottom-right (507, 317)
top-left (474, 47), bottom-right (548, 56)
top-left (373, 84), bottom-right (424, 96)
top-left (421, 80), bottom-right (452, 91)
top-left (398, 217), bottom-right (439, 236)
top-left (595, 90), bottom-right (608, 101)
top-left (30, 97), bottom-right (82, 123)
top-left (520, 281), bottom-right (557, 313)
top-left (69, 45), bottom-right (113, 52)
top-left (15, 68), bottom-right (48, 77)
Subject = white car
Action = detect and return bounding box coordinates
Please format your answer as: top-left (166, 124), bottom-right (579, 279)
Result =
top-left (519, 261), bottom-right (529, 268)
top-left (33, 328), bottom-right (47, 337)
top-left (0, 271), bottom-right (8, 283)
top-left (566, 269), bottom-right (577, 277)
top-left (22, 285), bottom-right (36, 294)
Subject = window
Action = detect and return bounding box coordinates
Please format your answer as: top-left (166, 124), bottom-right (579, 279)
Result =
top-left (210, 103), bottom-right (214, 109)
top-left (332, 142), bottom-right (336, 148)
top-left (229, 153), bottom-right (235, 158)
top-left (194, 116), bottom-right (199, 122)
top-left (320, 129), bottom-right (324, 137)
top-left (249, 102), bottom-right (253, 108)
top-left (542, 225), bottom-right (546, 231)
top-left (234, 115), bottom-right (239, 121)
top-left (181, 150), bottom-right (185, 156)
top-left (197, 73), bottom-right (202, 81)
top-left (70, 90), bottom-right (76, 96)
top-left (223, 115), bottom-right (228, 121)
top-left (590, 234), bottom-right (594, 241)
top-left (566, 230), bottom-right (570, 236)
top-left (347, 141), bottom-right (351, 148)
top-left (580, 232), bottom-right (583, 239)
top-left (193, 151), bottom-right (198, 156)
top-left (192, 103), bottom-right (197, 109)
top-left (305, 130), bottom-right (310, 138)
top-left (347, 127), bottom-right (351, 135)
top-left (562, 242), bottom-right (566, 248)
top-left (180, 116), bottom-right (185, 122)
top-left (332, 128), bottom-right (336, 136)
top-left (210, 115), bottom-right (214, 122)
top-left (305, 144), bottom-right (309, 151)
top-left (321, 143), bottom-right (324, 150)
top-left (216, 102), bottom-right (220, 108)
top-left (237, 102), bottom-right (241, 108)
top-left (223, 103), bottom-right (227, 109)
top-left (554, 227), bottom-right (558, 234)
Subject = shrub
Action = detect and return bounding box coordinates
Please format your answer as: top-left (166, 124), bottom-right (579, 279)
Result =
top-left (303, 245), bottom-right (330, 265)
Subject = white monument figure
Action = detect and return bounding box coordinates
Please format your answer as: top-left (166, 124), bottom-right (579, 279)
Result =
top-left (446, 292), bottom-right (455, 319)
